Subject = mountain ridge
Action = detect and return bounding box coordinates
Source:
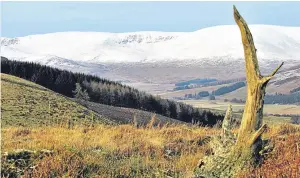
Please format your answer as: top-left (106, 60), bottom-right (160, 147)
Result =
top-left (2, 24), bottom-right (300, 93)
top-left (2, 25), bottom-right (300, 64)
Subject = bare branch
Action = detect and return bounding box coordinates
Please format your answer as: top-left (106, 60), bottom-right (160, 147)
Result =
top-left (249, 124), bottom-right (268, 145)
top-left (261, 62), bottom-right (284, 84)
top-left (269, 62), bottom-right (284, 77)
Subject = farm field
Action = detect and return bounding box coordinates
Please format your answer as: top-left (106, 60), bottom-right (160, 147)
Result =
top-left (181, 99), bottom-right (300, 115)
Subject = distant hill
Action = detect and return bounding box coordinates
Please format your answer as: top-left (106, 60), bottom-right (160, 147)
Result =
top-left (2, 25), bottom-right (299, 91)
top-left (2, 25), bottom-right (300, 64)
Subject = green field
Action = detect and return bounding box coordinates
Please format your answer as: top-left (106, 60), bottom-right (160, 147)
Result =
top-left (180, 100), bottom-right (298, 125)
top-left (181, 100), bottom-right (300, 115)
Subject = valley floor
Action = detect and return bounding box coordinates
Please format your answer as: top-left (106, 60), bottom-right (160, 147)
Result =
top-left (181, 100), bottom-right (300, 116)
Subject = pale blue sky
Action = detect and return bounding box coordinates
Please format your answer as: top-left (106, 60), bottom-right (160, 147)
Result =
top-left (2, 1), bottom-right (300, 37)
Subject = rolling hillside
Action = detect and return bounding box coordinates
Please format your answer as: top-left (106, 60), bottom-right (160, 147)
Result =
top-left (1, 73), bottom-right (184, 127)
top-left (1, 73), bottom-right (114, 127)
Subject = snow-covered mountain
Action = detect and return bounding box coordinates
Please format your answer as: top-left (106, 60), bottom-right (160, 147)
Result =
top-left (1, 31), bottom-right (183, 63)
top-left (1, 25), bottom-right (300, 94)
top-left (2, 25), bottom-right (300, 65)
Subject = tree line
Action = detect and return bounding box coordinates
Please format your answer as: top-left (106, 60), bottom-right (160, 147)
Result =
top-left (200, 77), bottom-right (246, 87)
top-left (174, 77), bottom-right (246, 91)
top-left (264, 92), bottom-right (300, 105)
top-left (184, 91), bottom-right (211, 99)
top-left (1, 58), bottom-right (224, 126)
top-left (212, 82), bottom-right (246, 96)
top-left (182, 82), bottom-right (246, 100)
top-left (290, 87), bottom-right (300, 94)
top-left (175, 78), bottom-right (217, 87)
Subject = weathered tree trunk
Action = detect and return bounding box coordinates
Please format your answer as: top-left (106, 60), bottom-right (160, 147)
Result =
top-left (233, 5), bottom-right (283, 158)
top-left (194, 6), bottom-right (283, 178)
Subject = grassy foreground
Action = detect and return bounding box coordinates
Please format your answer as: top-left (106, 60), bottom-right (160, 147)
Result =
top-left (2, 123), bottom-right (300, 177)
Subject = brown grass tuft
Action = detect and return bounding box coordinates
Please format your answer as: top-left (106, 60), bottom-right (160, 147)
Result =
top-left (12, 128), bottom-right (31, 138)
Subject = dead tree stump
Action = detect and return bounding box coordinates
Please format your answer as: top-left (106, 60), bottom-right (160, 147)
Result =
top-left (194, 6), bottom-right (283, 178)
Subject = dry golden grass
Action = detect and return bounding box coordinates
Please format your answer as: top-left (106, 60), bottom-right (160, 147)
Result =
top-left (2, 123), bottom-right (300, 178)
top-left (2, 124), bottom-right (219, 177)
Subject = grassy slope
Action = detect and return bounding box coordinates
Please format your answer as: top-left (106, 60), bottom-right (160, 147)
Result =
top-left (1, 73), bottom-right (114, 127)
top-left (1, 73), bottom-right (183, 127)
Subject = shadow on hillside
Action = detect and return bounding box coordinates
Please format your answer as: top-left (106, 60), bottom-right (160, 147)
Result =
top-left (75, 99), bottom-right (185, 126)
